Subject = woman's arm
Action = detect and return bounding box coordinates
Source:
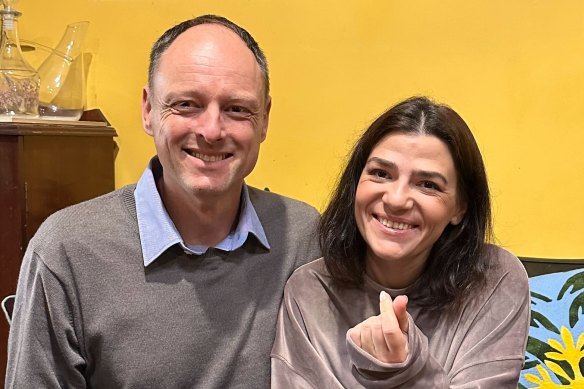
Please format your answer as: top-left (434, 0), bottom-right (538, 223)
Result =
top-left (270, 279), bottom-right (345, 389)
top-left (347, 252), bottom-right (530, 388)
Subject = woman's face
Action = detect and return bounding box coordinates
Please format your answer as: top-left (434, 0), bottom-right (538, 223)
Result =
top-left (354, 132), bottom-right (466, 288)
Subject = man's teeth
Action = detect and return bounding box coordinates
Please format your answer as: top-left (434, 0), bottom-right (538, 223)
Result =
top-left (378, 217), bottom-right (413, 230)
top-left (191, 152), bottom-right (226, 162)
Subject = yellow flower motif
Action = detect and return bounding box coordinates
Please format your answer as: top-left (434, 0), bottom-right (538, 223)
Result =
top-left (546, 327), bottom-right (584, 365)
top-left (523, 327), bottom-right (584, 388)
top-left (524, 365), bottom-right (565, 388)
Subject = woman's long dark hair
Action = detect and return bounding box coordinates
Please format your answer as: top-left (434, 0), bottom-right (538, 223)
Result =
top-left (319, 96), bottom-right (492, 310)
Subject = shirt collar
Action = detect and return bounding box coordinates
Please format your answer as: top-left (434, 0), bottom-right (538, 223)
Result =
top-left (135, 157), bottom-right (270, 266)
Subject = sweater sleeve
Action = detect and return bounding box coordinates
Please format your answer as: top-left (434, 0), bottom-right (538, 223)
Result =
top-left (271, 280), bottom-right (346, 389)
top-left (346, 252), bottom-right (530, 388)
top-left (5, 249), bottom-right (87, 389)
top-left (447, 254), bottom-right (530, 388)
top-left (271, 356), bottom-right (320, 389)
top-left (346, 315), bottom-right (450, 388)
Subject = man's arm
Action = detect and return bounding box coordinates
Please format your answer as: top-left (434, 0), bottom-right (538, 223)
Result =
top-left (6, 249), bottom-right (87, 388)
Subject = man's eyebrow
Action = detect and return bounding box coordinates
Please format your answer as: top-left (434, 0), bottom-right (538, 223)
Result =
top-left (225, 95), bottom-right (262, 108)
top-left (366, 157), bottom-right (449, 185)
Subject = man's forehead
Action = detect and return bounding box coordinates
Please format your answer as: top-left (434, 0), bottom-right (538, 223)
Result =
top-left (168, 24), bottom-right (250, 58)
top-left (159, 25), bottom-right (255, 71)
top-left (154, 23), bottom-right (266, 96)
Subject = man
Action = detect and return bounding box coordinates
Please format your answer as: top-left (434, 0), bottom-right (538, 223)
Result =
top-left (6, 15), bottom-right (321, 388)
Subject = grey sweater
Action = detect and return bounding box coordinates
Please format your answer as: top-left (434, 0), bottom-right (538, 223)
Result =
top-left (6, 185), bottom-right (321, 388)
top-left (271, 245), bottom-right (530, 388)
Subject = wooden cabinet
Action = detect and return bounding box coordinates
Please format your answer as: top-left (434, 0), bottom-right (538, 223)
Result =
top-left (0, 109), bottom-right (117, 380)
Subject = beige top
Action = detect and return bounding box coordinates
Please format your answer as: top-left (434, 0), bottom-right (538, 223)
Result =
top-left (271, 245), bottom-right (530, 388)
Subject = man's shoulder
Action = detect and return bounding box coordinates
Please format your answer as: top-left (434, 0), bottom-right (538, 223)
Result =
top-left (247, 186), bottom-right (320, 219)
top-left (34, 185), bottom-right (137, 243)
top-left (247, 186), bottom-right (321, 262)
top-left (50, 184), bottom-right (135, 220)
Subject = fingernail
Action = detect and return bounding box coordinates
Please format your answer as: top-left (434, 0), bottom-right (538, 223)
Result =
top-left (380, 291), bottom-right (389, 301)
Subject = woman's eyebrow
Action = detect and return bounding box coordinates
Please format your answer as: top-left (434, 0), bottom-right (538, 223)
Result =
top-left (414, 170), bottom-right (449, 185)
top-left (366, 157), bottom-right (449, 185)
top-left (366, 157), bottom-right (396, 169)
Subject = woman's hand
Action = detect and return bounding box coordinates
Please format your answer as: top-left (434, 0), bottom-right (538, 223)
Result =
top-left (349, 291), bottom-right (409, 363)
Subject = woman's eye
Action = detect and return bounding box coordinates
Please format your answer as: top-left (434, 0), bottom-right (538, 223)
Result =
top-left (420, 181), bottom-right (440, 190)
top-left (369, 169), bottom-right (389, 179)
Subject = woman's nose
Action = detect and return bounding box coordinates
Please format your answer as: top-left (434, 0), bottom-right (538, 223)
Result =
top-left (382, 182), bottom-right (413, 211)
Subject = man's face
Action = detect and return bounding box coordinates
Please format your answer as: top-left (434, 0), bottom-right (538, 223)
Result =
top-left (142, 24), bottom-right (270, 201)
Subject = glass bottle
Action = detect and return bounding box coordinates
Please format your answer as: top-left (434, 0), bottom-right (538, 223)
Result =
top-left (0, 0), bottom-right (39, 118)
top-left (37, 21), bottom-right (89, 121)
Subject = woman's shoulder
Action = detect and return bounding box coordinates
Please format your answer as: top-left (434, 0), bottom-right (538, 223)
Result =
top-left (288, 257), bottom-right (328, 284)
top-left (485, 244), bottom-right (527, 274)
top-left (482, 244), bottom-right (529, 292)
top-left (284, 258), bottom-right (337, 298)
top-left (453, 244), bottom-right (529, 320)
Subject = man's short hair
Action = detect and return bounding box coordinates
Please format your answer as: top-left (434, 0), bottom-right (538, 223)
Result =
top-left (148, 14), bottom-right (270, 99)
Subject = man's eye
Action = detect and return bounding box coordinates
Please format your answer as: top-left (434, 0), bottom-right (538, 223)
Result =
top-left (225, 105), bottom-right (251, 116)
top-left (171, 101), bottom-right (197, 112)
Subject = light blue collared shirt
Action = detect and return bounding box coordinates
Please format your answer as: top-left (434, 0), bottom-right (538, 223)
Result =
top-left (134, 158), bottom-right (270, 266)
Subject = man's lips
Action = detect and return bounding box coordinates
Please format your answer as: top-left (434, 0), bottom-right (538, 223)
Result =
top-left (184, 149), bottom-right (232, 162)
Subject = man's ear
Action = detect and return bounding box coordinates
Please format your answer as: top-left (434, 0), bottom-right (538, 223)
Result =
top-left (142, 86), bottom-right (154, 136)
top-left (259, 96), bottom-right (271, 143)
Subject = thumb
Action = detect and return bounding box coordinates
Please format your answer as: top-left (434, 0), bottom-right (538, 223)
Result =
top-left (379, 291), bottom-right (400, 331)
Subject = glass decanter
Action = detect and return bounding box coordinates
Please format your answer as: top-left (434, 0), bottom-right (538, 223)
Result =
top-left (37, 21), bottom-right (89, 121)
top-left (0, 0), bottom-right (39, 118)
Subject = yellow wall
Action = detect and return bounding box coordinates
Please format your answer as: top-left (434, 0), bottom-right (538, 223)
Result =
top-left (19, 0), bottom-right (584, 258)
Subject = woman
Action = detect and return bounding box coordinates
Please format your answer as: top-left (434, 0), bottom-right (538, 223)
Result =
top-left (271, 96), bottom-right (530, 388)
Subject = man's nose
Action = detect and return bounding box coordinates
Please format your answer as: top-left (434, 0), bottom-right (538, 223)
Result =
top-left (195, 106), bottom-right (223, 143)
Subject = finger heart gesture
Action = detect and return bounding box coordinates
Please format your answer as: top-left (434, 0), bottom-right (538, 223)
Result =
top-left (349, 291), bottom-right (409, 363)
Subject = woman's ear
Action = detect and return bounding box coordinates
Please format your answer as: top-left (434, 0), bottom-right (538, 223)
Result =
top-left (450, 201), bottom-right (467, 226)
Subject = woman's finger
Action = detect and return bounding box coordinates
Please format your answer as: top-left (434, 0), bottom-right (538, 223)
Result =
top-left (359, 318), bottom-right (375, 357)
top-left (379, 291), bottom-right (407, 362)
top-left (349, 325), bottom-right (362, 347)
top-left (369, 315), bottom-right (390, 359)
top-left (393, 295), bottom-right (409, 334)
